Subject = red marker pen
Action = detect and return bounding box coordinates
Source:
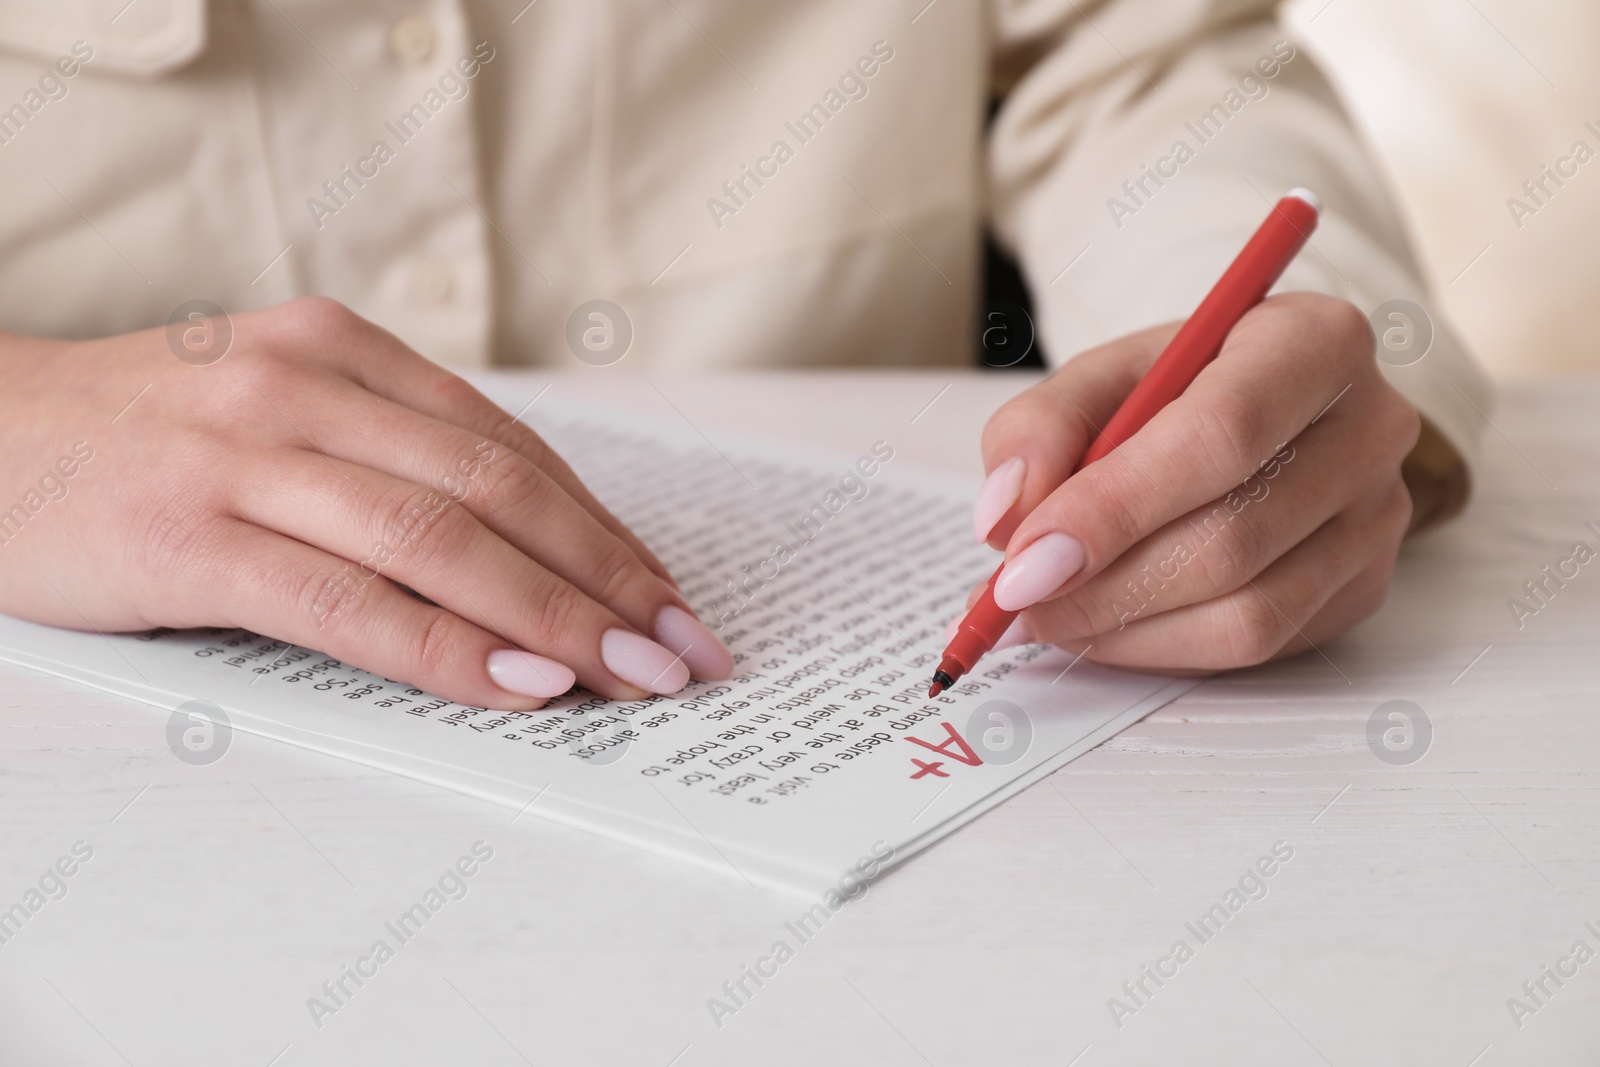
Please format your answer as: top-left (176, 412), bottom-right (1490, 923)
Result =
top-left (929, 189), bottom-right (1322, 697)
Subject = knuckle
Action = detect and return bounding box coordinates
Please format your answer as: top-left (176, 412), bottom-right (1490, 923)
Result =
top-left (281, 295), bottom-right (360, 337)
top-left (1074, 460), bottom-right (1152, 552)
top-left (296, 561), bottom-right (369, 631)
top-left (222, 347), bottom-right (296, 398)
top-left (1220, 588), bottom-right (1290, 666)
top-left (435, 377), bottom-right (550, 461)
top-left (983, 378), bottom-right (1088, 465)
top-left (1040, 590), bottom-right (1106, 639)
top-left (493, 420), bottom-right (553, 474)
top-left (1282, 292), bottom-right (1372, 362)
top-left (470, 454), bottom-right (545, 520)
top-left (1198, 389), bottom-right (1272, 476)
top-left (1068, 476), bottom-right (1145, 559)
top-left (1381, 477), bottom-right (1415, 540)
top-left (1262, 293), bottom-right (1373, 381)
top-left (248, 297), bottom-right (367, 371)
top-left (410, 610), bottom-right (460, 683)
top-left (982, 391), bottom-right (1042, 452)
top-left (433, 371), bottom-right (490, 415)
top-left (370, 484), bottom-right (469, 578)
top-left (1382, 392), bottom-right (1423, 455)
top-left (521, 580), bottom-right (585, 648)
top-left (129, 498), bottom-right (228, 582)
top-left (1187, 507), bottom-right (1260, 589)
top-left (1322, 297), bottom-right (1376, 358)
top-left (505, 422), bottom-right (552, 466)
top-left (589, 545), bottom-right (645, 608)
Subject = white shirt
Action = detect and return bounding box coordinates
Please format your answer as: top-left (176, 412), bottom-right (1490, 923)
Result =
top-left (0, 0), bottom-right (1490, 469)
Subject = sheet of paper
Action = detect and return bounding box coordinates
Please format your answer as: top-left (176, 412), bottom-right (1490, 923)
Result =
top-left (0, 384), bottom-right (1195, 898)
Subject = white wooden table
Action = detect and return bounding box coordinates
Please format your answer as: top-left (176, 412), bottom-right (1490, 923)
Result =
top-left (2, 370), bottom-right (1596, 1066)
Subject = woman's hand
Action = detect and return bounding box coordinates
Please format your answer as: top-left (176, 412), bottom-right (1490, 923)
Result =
top-left (0, 297), bottom-right (731, 709)
top-left (971, 292), bottom-right (1420, 672)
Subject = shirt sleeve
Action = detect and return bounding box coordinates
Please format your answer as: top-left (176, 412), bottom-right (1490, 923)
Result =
top-left (986, 0), bottom-right (1491, 523)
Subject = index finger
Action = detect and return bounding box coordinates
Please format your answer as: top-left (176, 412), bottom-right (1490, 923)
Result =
top-left (992, 293), bottom-right (1376, 612)
top-left (976, 323), bottom-right (1175, 548)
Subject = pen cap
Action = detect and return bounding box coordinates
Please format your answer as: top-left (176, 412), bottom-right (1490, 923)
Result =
top-left (1077, 192), bottom-right (1319, 469)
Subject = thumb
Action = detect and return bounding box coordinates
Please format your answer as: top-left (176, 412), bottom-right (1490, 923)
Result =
top-left (975, 322), bottom-right (1178, 549)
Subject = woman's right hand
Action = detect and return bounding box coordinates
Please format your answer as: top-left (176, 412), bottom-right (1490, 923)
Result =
top-left (0, 297), bottom-right (731, 710)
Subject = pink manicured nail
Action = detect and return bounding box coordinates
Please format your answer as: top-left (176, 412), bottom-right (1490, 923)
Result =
top-left (993, 532), bottom-right (1086, 611)
top-left (991, 616), bottom-right (1035, 651)
top-left (602, 629), bottom-right (690, 694)
top-left (973, 457), bottom-right (1026, 543)
top-left (487, 649), bottom-right (576, 699)
top-left (654, 605), bottom-right (734, 681)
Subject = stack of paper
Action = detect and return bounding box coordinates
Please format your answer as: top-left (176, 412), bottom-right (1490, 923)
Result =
top-left (0, 389), bottom-right (1193, 898)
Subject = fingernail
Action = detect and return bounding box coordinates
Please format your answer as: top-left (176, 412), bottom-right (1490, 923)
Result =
top-left (654, 605), bottom-right (734, 681)
top-left (602, 629), bottom-right (691, 694)
top-left (487, 649), bottom-right (576, 699)
top-left (944, 617), bottom-right (960, 643)
top-left (973, 457), bottom-right (1026, 542)
top-left (993, 532), bottom-right (1086, 611)
top-left (991, 616), bottom-right (1035, 651)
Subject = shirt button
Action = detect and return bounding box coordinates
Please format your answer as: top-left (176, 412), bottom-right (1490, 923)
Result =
top-left (388, 16), bottom-right (437, 65)
top-left (408, 258), bottom-right (456, 304)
